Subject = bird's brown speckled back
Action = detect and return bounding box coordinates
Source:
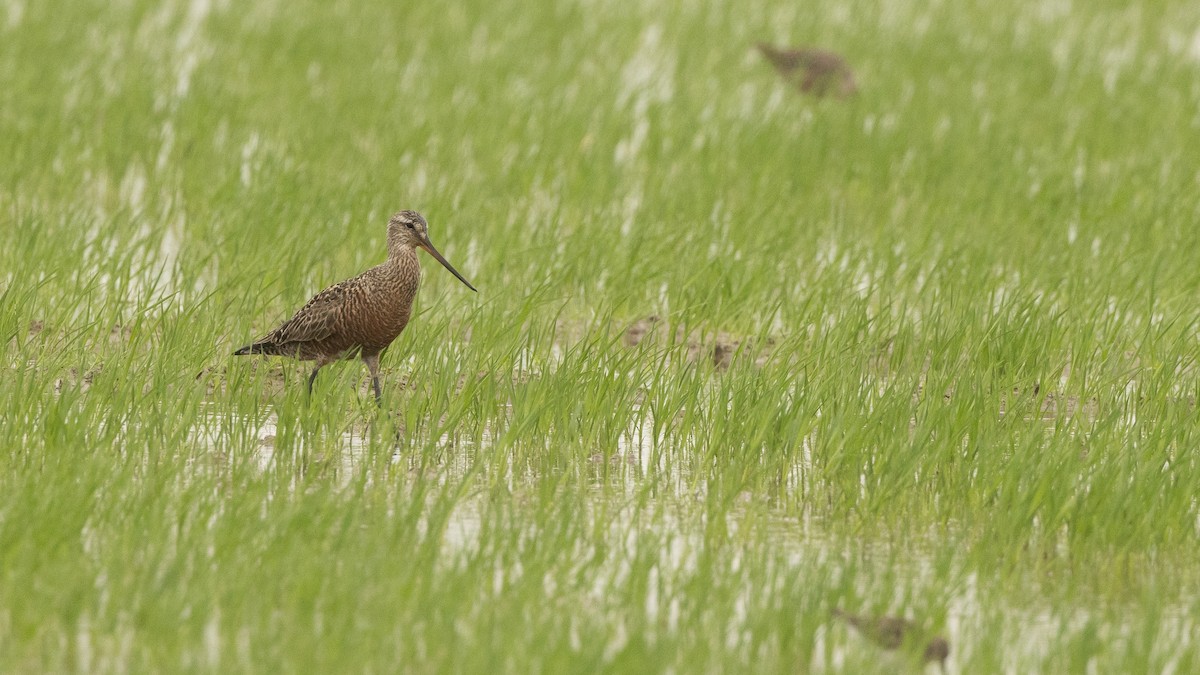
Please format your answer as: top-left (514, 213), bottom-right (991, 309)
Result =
top-left (757, 43), bottom-right (858, 99)
top-left (259, 251), bottom-right (421, 361)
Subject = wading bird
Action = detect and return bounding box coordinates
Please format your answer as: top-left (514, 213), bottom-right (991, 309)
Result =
top-left (233, 210), bottom-right (476, 403)
top-left (833, 608), bottom-right (949, 669)
top-left (756, 43), bottom-right (858, 99)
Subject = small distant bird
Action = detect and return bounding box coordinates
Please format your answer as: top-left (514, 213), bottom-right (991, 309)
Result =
top-left (833, 608), bottom-right (949, 668)
top-left (712, 340), bottom-right (740, 370)
top-left (756, 43), bottom-right (858, 99)
top-left (622, 315), bottom-right (661, 348)
top-left (233, 210), bottom-right (476, 403)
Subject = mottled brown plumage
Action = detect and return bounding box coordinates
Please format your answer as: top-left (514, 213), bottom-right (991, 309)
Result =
top-left (233, 210), bottom-right (476, 402)
top-left (833, 609), bottom-right (949, 668)
top-left (757, 43), bottom-right (857, 99)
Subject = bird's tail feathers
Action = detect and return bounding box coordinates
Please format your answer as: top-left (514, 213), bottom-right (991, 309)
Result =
top-left (233, 342), bottom-right (273, 356)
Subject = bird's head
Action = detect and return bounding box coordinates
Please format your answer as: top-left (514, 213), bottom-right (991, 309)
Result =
top-left (388, 210), bottom-right (430, 249)
top-left (923, 637), bottom-right (950, 668)
top-left (387, 210), bottom-right (477, 292)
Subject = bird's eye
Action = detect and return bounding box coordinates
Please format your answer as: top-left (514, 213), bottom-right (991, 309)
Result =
top-left (405, 221), bottom-right (414, 229)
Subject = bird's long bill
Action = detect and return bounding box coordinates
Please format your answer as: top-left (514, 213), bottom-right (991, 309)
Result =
top-left (419, 239), bottom-right (477, 292)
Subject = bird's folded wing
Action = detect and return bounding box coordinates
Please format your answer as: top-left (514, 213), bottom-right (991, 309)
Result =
top-left (269, 284), bottom-right (348, 344)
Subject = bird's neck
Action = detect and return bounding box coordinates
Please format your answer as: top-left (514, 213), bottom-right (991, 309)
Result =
top-left (387, 242), bottom-right (419, 264)
top-left (383, 246), bottom-right (421, 284)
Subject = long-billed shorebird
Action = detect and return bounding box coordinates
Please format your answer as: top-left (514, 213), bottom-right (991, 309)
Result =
top-left (756, 43), bottom-right (858, 99)
top-left (833, 608), bottom-right (949, 668)
top-left (233, 210), bottom-right (476, 403)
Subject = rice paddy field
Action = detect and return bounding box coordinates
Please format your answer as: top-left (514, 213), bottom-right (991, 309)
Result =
top-left (4, 0), bottom-right (1200, 672)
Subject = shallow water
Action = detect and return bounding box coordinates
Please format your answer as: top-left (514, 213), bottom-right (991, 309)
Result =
top-left (176, 403), bottom-right (1150, 674)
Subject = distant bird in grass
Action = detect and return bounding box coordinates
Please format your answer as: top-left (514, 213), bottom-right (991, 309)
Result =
top-left (233, 210), bottom-right (476, 403)
top-left (756, 43), bottom-right (858, 99)
top-left (833, 608), bottom-right (949, 668)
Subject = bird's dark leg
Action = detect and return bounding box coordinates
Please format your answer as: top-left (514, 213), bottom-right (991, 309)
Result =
top-left (307, 367), bottom-right (321, 396)
top-left (362, 352), bottom-right (383, 405)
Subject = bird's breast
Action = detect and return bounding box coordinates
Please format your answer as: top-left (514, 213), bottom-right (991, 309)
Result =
top-left (346, 262), bottom-right (420, 350)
